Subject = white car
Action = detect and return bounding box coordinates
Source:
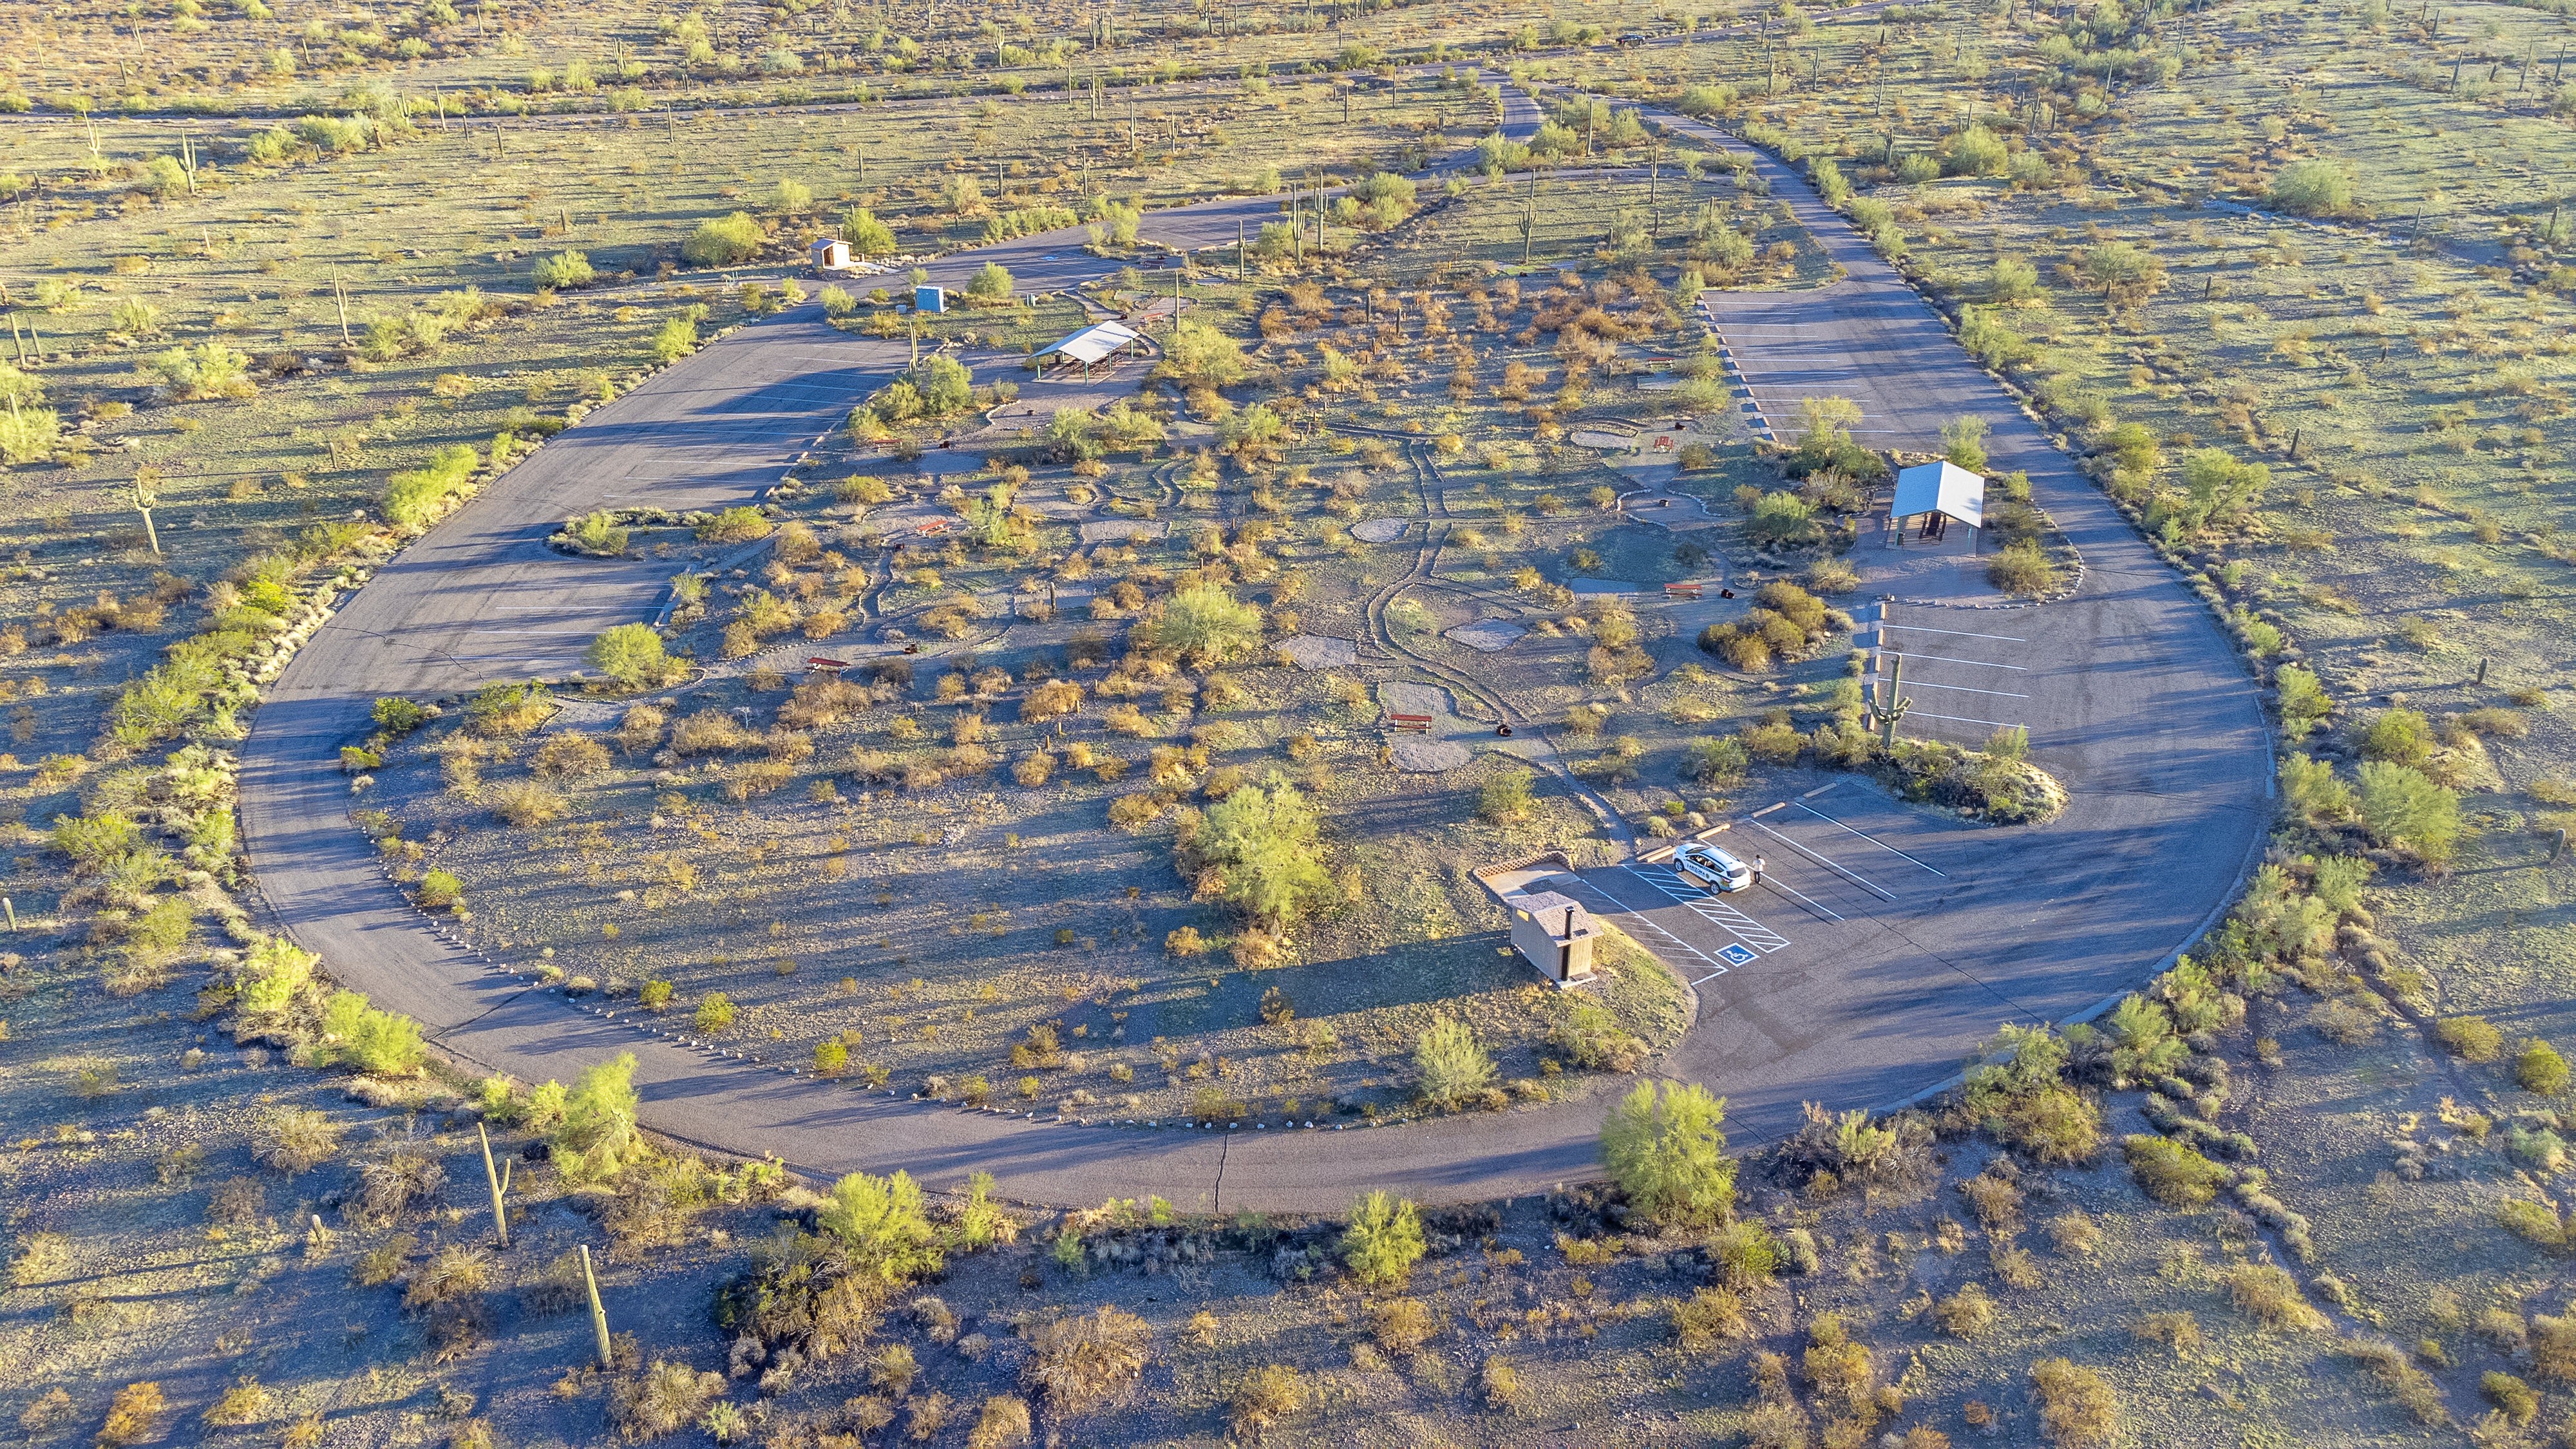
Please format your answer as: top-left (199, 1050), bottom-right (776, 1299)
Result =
top-left (1674, 842), bottom-right (1754, 893)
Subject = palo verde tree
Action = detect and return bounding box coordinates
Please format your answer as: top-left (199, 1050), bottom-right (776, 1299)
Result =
top-left (1137, 584), bottom-right (1263, 667)
top-left (585, 623), bottom-right (675, 688)
top-left (1339, 1190), bottom-right (1426, 1289)
top-left (1175, 775), bottom-right (1330, 929)
top-left (551, 1052), bottom-right (648, 1182)
top-left (1600, 1079), bottom-right (1736, 1227)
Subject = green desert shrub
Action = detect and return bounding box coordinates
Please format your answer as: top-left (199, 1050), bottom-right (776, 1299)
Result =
top-left (1340, 1191), bottom-right (1425, 1289)
top-left (2435, 1016), bottom-right (2504, 1063)
top-left (1414, 1018), bottom-right (1496, 1109)
top-left (1601, 1080), bottom-right (1736, 1227)
top-left (2122, 1133), bottom-right (2226, 1207)
top-left (2519, 1039), bottom-right (2571, 1095)
top-left (683, 211), bottom-right (766, 265)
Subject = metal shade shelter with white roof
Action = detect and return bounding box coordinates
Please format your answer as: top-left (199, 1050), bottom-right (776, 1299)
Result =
top-left (1032, 319), bottom-right (1146, 377)
top-left (1890, 460), bottom-right (1985, 544)
top-left (1891, 460), bottom-right (1985, 529)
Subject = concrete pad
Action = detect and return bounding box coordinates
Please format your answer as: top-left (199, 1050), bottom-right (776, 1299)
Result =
top-left (1273, 634), bottom-right (1356, 669)
top-left (1383, 681), bottom-right (1449, 717)
top-left (1389, 737), bottom-right (1472, 772)
top-left (1079, 518), bottom-right (1168, 544)
top-left (1859, 513), bottom-right (2026, 607)
top-left (1350, 517), bottom-right (1408, 543)
top-left (1444, 618), bottom-right (1528, 653)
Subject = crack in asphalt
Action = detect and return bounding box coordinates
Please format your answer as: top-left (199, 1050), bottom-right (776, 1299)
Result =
top-left (440, 986), bottom-right (540, 1037)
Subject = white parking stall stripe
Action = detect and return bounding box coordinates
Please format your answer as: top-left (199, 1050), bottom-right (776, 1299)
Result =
top-left (1756, 871), bottom-right (1845, 923)
top-left (1620, 864), bottom-right (1792, 952)
top-left (1900, 707), bottom-right (2025, 729)
top-left (1905, 680), bottom-right (2032, 699)
top-left (1791, 804), bottom-right (1947, 876)
top-left (1883, 622), bottom-right (2028, 643)
top-left (1747, 820), bottom-right (1896, 902)
top-left (1899, 653), bottom-right (2028, 670)
top-left (1549, 876), bottom-right (1733, 981)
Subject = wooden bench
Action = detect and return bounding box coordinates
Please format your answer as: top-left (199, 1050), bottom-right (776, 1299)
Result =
top-left (1388, 712), bottom-right (1434, 734)
top-left (806, 657), bottom-right (849, 674)
top-left (1663, 582), bottom-right (1704, 600)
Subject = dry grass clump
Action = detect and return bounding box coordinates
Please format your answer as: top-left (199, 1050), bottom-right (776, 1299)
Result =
top-left (2028, 1358), bottom-right (2116, 1446)
top-left (2533, 1314), bottom-right (2576, 1385)
top-left (251, 1108), bottom-right (342, 1174)
top-left (402, 1244), bottom-right (490, 1310)
top-left (352, 1234), bottom-right (415, 1288)
top-left (670, 710), bottom-right (753, 755)
top-left (2225, 1264), bottom-right (2327, 1332)
top-left (1931, 1283), bottom-right (1998, 1338)
top-left (2483, 1370), bottom-right (2538, 1425)
top-left (871, 1345), bottom-right (920, 1396)
top-left (1669, 1286), bottom-right (1748, 1350)
top-left (615, 706), bottom-right (667, 753)
top-left (1021, 678), bottom-right (1084, 722)
top-left (1022, 1306), bottom-right (1151, 1417)
top-left (1228, 1365), bottom-right (1305, 1442)
top-left (1958, 1170), bottom-right (2023, 1232)
top-left (2122, 1134), bottom-right (2226, 1207)
top-left (2136, 1311), bottom-right (2202, 1354)
top-left (2046, 1210), bottom-right (2100, 1257)
top-left (350, 1146), bottom-right (446, 1226)
top-left (533, 734), bottom-right (612, 776)
top-left (1371, 1298), bottom-right (1437, 1356)
top-left (611, 1361), bottom-right (724, 1442)
top-left (2345, 1338), bottom-right (2448, 1425)
top-left (200, 1379), bottom-right (271, 1428)
top-left (965, 1395), bottom-right (1032, 1449)
top-left (904, 1392), bottom-right (954, 1439)
top-left (205, 1175), bottom-right (263, 1225)
top-left (97, 1383), bottom-right (166, 1446)
top-left (2306, 994), bottom-right (2381, 1045)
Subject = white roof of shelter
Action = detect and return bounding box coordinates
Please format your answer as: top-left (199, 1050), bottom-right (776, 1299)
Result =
top-left (1034, 320), bottom-right (1144, 365)
top-left (1891, 460), bottom-right (1985, 529)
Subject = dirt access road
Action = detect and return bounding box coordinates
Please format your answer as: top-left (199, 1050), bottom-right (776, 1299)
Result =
top-left (236, 79), bottom-right (2268, 1209)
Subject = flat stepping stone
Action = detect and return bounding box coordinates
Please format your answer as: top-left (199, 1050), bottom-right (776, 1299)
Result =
top-left (1383, 681), bottom-right (1449, 717)
top-left (1350, 517), bottom-right (1408, 543)
top-left (1444, 619), bottom-right (1528, 652)
top-left (1079, 518), bottom-right (1168, 543)
top-left (1273, 634), bottom-right (1357, 669)
top-left (1388, 737), bottom-right (1472, 772)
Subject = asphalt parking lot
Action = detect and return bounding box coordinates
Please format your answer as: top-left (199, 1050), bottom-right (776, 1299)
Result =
top-left (1557, 762), bottom-right (2249, 1144)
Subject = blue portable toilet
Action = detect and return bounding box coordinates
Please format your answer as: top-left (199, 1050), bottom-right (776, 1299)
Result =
top-left (915, 285), bottom-right (945, 314)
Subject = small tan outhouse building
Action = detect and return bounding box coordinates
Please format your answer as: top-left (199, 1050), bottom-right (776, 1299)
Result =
top-left (1506, 890), bottom-right (1598, 987)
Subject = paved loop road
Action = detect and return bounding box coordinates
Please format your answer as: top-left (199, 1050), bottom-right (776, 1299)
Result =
top-left (236, 87), bottom-right (2268, 1207)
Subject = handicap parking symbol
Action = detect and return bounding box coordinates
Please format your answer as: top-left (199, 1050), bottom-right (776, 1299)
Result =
top-left (1717, 943), bottom-right (1757, 967)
